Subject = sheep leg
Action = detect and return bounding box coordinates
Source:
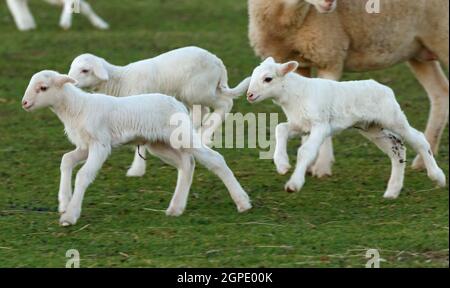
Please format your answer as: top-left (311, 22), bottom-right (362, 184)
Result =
top-left (408, 60), bottom-right (449, 170)
top-left (202, 98), bottom-right (233, 146)
top-left (359, 127), bottom-right (406, 199)
top-left (389, 123), bottom-right (446, 188)
top-left (59, 0), bottom-right (74, 29)
top-left (147, 143), bottom-right (195, 217)
top-left (308, 69), bottom-right (342, 178)
top-left (191, 105), bottom-right (210, 131)
top-left (274, 122), bottom-right (292, 175)
top-left (285, 125), bottom-right (329, 193)
top-left (78, 0), bottom-right (109, 30)
top-left (126, 147), bottom-right (147, 177)
top-left (58, 148), bottom-right (88, 214)
top-left (190, 145), bottom-right (252, 213)
top-left (60, 143), bottom-right (110, 226)
top-left (6, 0), bottom-right (37, 31)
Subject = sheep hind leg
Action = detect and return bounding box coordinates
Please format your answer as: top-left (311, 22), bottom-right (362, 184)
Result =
top-left (189, 145), bottom-right (252, 213)
top-left (389, 122), bottom-right (446, 188)
top-left (126, 146), bottom-right (147, 177)
top-left (6, 0), bottom-right (37, 31)
top-left (201, 98), bottom-right (232, 146)
top-left (147, 143), bottom-right (195, 217)
top-left (78, 0), bottom-right (109, 30)
top-left (408, 60), bottom-right (449, 170)
top-left (358, 127), bottom-right (406, 199)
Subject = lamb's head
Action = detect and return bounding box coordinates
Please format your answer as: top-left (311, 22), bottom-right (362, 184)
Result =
top-left (303, 0), bottom-right (337, 13)
top-left (68, 54), bottom-right (109, 90)
top-left (22, 70), bottom-right (77, 111)
top-left (247, 57), bottom-right (299, 104)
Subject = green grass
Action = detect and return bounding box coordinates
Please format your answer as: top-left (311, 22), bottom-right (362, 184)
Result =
top-left (0, 0), bottom-right (448, 268)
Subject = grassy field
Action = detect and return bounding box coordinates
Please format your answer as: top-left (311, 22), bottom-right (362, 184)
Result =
top-left (0, 0), bottom-right (448, 268)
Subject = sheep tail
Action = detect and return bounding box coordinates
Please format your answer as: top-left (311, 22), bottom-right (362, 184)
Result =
top-left (217, 63), bottom-right (250, 99)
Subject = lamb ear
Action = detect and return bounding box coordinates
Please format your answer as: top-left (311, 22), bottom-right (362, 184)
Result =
top-left (263, 57), bottom-right (275, 64)
top-left (92, 61), bottom-right (109, 81)
top-left (55, 75), bottom-right (77, 87)
top-left (279, 61), bottom-right (299, 76)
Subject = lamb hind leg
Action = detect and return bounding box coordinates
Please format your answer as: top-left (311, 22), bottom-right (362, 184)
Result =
top-left (190, 145), bottom-right (252, 213)
top-left (202, 98), bottom-right (233, 146)
top-left (78, 0), bottom-right (109, 29)
top-left (359, 127), bottom-right (406, 199)
top-left (408, 60), bottom-right (449, 170)
top-left (147, 143), bottom-right (195, 217)
top-left (6, 0), bottom-right (37, 31)
top-left (390, 123), bottom-right (446, 188)
top-left (126, 147), bottom-right (147, 177)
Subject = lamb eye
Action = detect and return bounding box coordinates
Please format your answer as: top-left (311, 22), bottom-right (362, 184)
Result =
top-left (264, 77), bottom-right (273, 83)
top-left (81, 69), bottom-right (90, 74)
top-left (40, 86), bottom-right (48, 92)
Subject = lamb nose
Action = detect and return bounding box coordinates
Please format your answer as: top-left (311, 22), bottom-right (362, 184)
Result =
top-left (22, 100), bottom-right (28, 106)
top-left (247, 93), bottom-right (254, 99)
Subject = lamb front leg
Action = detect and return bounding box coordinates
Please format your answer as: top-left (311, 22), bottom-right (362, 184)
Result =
top-left (58, 148), bottom-right (88, 214)
top-left (285, 125), bottom-right (330, 192)
top-left (274, 122), bottom-right (301, 175)
top-left (60, 143), bottom-right (110, 226)
top-left (308, 68), bottom-right (342, 178)
top-left (274, 123), bottom-right (291, 175)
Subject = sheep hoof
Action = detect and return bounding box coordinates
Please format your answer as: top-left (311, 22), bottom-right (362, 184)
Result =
top-left (429, 169), bottom-right (446, 188)
top-left (411, 155), bottom-right (426, 171)
top-left (166, 207), bottom-right (184, 217)
top-left (59, 21), bottom-right (71, 30)
top-left (310, 163), bottom-right (332, 178)
top-left (237, 201), bottom-right (252, 213)
top-left (276, 163), bottom-right (291, 175)
top-left (92, 19), bottom-right (109, 30)
top-left (126, 167), bottom-right (146, 177)
top-left (59, 213), bottom-right (77, 226)
top-left (383, 192), bottom-right (400, 200)
top-left (284, 180), bottom-right (303, 193)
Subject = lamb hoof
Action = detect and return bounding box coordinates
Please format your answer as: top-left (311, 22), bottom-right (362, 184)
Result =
top-left (166, 206), bottom-right (184, 217)
top-left (59, 212), bottom-right (78, 226)
top-left (92, 19), bottom-right (109, 30)
top-left (284, 180), bottom-right (303, 193)
top-left (275, 162), bottom-right (291, 175)
top-left (126, 167), bottom-right (146, 177)
top-left (429, 169), bottom-right (446, 188)
top-left (411, 155), bottom-right (426, 171)
top-left (310, 162), bottom-right (333, 178)
top-left (383, 192), bottom-right (400, 200)
top-left (59, 21), bottom-right (71, 30)
top-left (237, 201), bottom-right (252, 213)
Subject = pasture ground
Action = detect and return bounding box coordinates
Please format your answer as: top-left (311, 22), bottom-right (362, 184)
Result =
top-left (0, 0), bottom-right (448, 267)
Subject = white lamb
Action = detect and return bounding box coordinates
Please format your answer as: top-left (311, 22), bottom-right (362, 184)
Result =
top-left (6, 0), bottom-right (109, 31)
top-left (246, 58), bottom-right (446, 198)
top-left (21, 70), bottom-right (252, 226)
top-left (68, 46), bottom-right (250, 177)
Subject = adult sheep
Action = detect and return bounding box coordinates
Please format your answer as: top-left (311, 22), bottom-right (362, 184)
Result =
top-left (248, 0), bottom-right (449, 177)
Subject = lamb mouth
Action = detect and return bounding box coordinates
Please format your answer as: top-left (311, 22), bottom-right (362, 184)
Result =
top-left (318, 4), bottom-right (335, 13)
top-left (23, 103), bottom-right (34, 111)
top-left (248, 95), bottom-right (260, 103)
